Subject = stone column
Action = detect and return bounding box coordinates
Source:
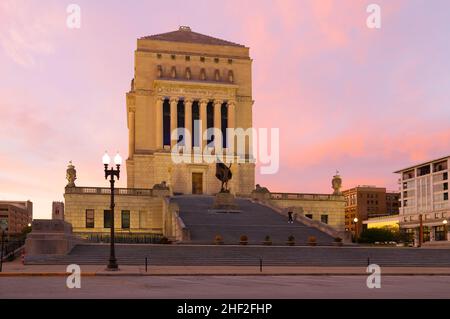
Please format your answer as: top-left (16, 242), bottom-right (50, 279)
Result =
top-left (170, 97), bottom-right (179, 148)
top-left (214, 99), bottom-right (223, 151)
top-left (128, 107), bottom-right (136, 158)
top-left (184, 98), bottom-right (193, 149)
top-left (199, 99), bottom-right (208, 150)
top-left (155, 97), bottom-right (164, 149)
top-left (227, 100), bottom-right (236, 154)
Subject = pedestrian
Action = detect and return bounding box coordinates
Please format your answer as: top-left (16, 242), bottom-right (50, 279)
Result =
top-left (288, 211), bottom-right (293, 224)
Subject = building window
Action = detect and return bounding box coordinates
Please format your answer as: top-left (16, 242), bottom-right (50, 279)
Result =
top-left (228, 59), bottom-right (233, 64)
top-left (444, 172), bottom-right (448, 180)
top-left (444, 193), bottom-right (449, 201)
top-left (206, 101), bottom-right (214, 145)
top-left (321, 215), bottom-right (328, 224)
top-left (121, 211), bottom-right (130, 229)
top-left (221, 103), bottom-right (228, 148)
top-left (104, 210), bottom-right (112, 229)
top-left (305, 214), bottom-right (313, 219)
top-left (200, 56), bottom-right (205, 62)
top-left (171, 54), bottom-right (176, 60)
top-left (177, 100), bottom-right (185, 145)
top-left (156, 53), bottom-right (162, 59)
top-left (163, 99), bottom-right (171, 146)
top-left (418, 165), bottom-right (431, 176)
top-left (185, 55), bottom-right (190, 61)
top-left (214, 58), bottom-right (219, 63)
top-left (444, 183), bottom-right (449, 191)
top-left (192, 101), bottom-right (200, 147)
top-left (86, 209), bottom-right (94, 228)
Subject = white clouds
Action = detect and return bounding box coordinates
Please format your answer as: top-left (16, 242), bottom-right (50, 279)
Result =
top-left (0, 0), bottom-right (59, 68)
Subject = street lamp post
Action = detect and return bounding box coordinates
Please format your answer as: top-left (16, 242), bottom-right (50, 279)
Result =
top-left (103, 151), bottom-right (122, 271)
top-left (443, 219), bottom-right (448, 241)
top-left (0, 225), bottom-right (7, 273)
top-left (353, 217), bottom-right (359, 243)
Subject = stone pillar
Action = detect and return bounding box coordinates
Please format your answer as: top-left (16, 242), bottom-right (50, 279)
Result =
top-left (199, 99), bottom-right (208, 150)
top-left (214, 99), bottom-right (223, 151)
top-left (227, 100), bottom-right (236, 154)
top-left (184, 98), bottom-right (193, 149)
top-left (155, 97), bottom-right (163, 149)
top-left (128, 107), bottom-right (136, 158)
top-left (170, 97), bottom-right (179, 148)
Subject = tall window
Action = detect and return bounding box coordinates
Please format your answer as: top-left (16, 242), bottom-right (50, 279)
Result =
top-left (104, 210), bottom-right (112, 229)
top-left (163, 99), bottom-right (171, 146)
top-left (206, 101), bottom-right (214, 145)
top-left (121, 210), bottom-right (130, 229)
top-left (321, 214), bottom-right (329, 224)
top-left (86, 209), bottom-right (94, 228)
top-left (221, 103), bottom-right (228, 148)
top-left (177, 100), bottom-right (185, 145)
top-left (192, 101), bottom-right (200, 147)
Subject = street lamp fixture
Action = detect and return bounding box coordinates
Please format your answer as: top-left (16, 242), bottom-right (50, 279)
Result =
top-left (103, 151), bottom-right (122, 271)
top-left (443, 219), bottom-right (448, 241)
top-left (353, 217), bottom-right (359, 243)
top-left (0, 224), bottom-right (7, 273)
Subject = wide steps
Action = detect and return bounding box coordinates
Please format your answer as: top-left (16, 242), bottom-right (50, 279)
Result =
top-left (25, 244), bottom-right (450, 267)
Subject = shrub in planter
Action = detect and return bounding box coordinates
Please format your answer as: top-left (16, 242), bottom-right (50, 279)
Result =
top-left (263, 235), bottom-right (272, 246)
top-left (333, 237), bottom-right (343, 246)
top-left (159, 236), bottom-right (171, 244)
top-left (308, 236), bottom-right (317, 246)
top-left (240, 235), bottom-right (248, 245)
top-left (214, 235), bottom-right (224, 245)
top-left (287, 235), bottom-right (295, 246)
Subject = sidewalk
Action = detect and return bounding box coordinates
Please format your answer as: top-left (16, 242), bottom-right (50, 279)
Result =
top-left (2, 259), bottom-right (450, 276)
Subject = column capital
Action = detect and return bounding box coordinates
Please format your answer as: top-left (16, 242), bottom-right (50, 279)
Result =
top-left (227, 100), bottom-right (236, 107)
top-left (199, 98), bottom-right (209, 105)
top-left (184, 98), bottom-right (193, 105)
top-left (214, 99), bottom-right (224, 106)
top-left (156, 96), bottom-right (165, 103)
top-left (128, 106), bottom-right (136, 113)
top-left (169, 97), bottom-right (179, 104)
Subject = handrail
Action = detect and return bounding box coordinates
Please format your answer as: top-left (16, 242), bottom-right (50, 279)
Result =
top-left (65, 186), bottom-right (153, 196)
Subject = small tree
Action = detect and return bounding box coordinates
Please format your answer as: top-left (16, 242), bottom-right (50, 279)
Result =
top-left (308, 236), bottom-right (317, 246)
top-left (263, 235), bottom-right (272, 245)
top-left (358, 227), bottom-right (400, 244)
top-left (240, 235), bottom-right (248, 245)
top-left (287, 235), bottom-right (295, 246)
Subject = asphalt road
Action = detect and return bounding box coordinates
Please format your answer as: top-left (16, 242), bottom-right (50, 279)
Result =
top-left (1, 275), bottom-right (450, 298)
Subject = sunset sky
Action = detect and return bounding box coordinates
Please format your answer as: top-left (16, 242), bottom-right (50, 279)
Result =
top-left (1, 0), bottom-right (450, 219)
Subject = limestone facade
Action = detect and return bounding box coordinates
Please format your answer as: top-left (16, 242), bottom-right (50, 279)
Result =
top-left (126, 26), bottom-right (255, 195)
top-left (269, 193), bottom-right (346, 232)
top-left (64, 187), bottom-right (165, 235)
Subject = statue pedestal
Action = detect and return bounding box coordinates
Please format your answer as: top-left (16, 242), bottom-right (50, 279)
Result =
top-left (211, 192), bottom-right (240, 212)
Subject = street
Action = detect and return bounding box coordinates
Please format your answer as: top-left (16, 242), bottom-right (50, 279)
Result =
top-left (1, 275), bottom-right (450, 298)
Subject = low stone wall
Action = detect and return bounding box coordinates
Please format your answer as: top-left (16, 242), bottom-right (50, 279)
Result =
top-left (25, 220), bottom-right (81, 256)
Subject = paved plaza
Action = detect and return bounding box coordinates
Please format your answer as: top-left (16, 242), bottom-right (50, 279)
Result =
top-left (1, 275), bottom-right (450, 299)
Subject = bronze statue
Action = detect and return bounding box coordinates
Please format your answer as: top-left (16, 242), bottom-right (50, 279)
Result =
top-left (332, 170), bottom-right (342, 195)
top-left (66, 161), bottom-right (77, 187)
top-left (215, 162), bottom-right (232, 192)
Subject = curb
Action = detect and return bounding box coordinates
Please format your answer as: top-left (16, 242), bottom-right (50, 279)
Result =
top-left (3, 272), bottom-right (450, 277)
top-left (0, 272), bottom-right (97, 277)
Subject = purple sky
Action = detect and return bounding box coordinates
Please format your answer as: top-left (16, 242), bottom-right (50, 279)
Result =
top-left (1, 0), bottom-right (450, 219)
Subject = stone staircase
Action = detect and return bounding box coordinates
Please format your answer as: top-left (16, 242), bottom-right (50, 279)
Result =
top-left (25, 244), bottom-right (450, 266)
top-left (171, 195), bottom-right (334, 245)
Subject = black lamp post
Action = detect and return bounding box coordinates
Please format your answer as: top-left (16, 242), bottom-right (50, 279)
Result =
top-left (353, 217), bottom-right (359, 243)
top-left (0, 226), bottom-right (7, 273)
top-left (103, 151), bottom-right (122, 271)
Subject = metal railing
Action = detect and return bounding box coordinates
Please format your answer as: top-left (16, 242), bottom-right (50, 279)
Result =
top-left (269, 192), bottom-right (343, 201)
top-left (65, 187), bottom-right (153, 196)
